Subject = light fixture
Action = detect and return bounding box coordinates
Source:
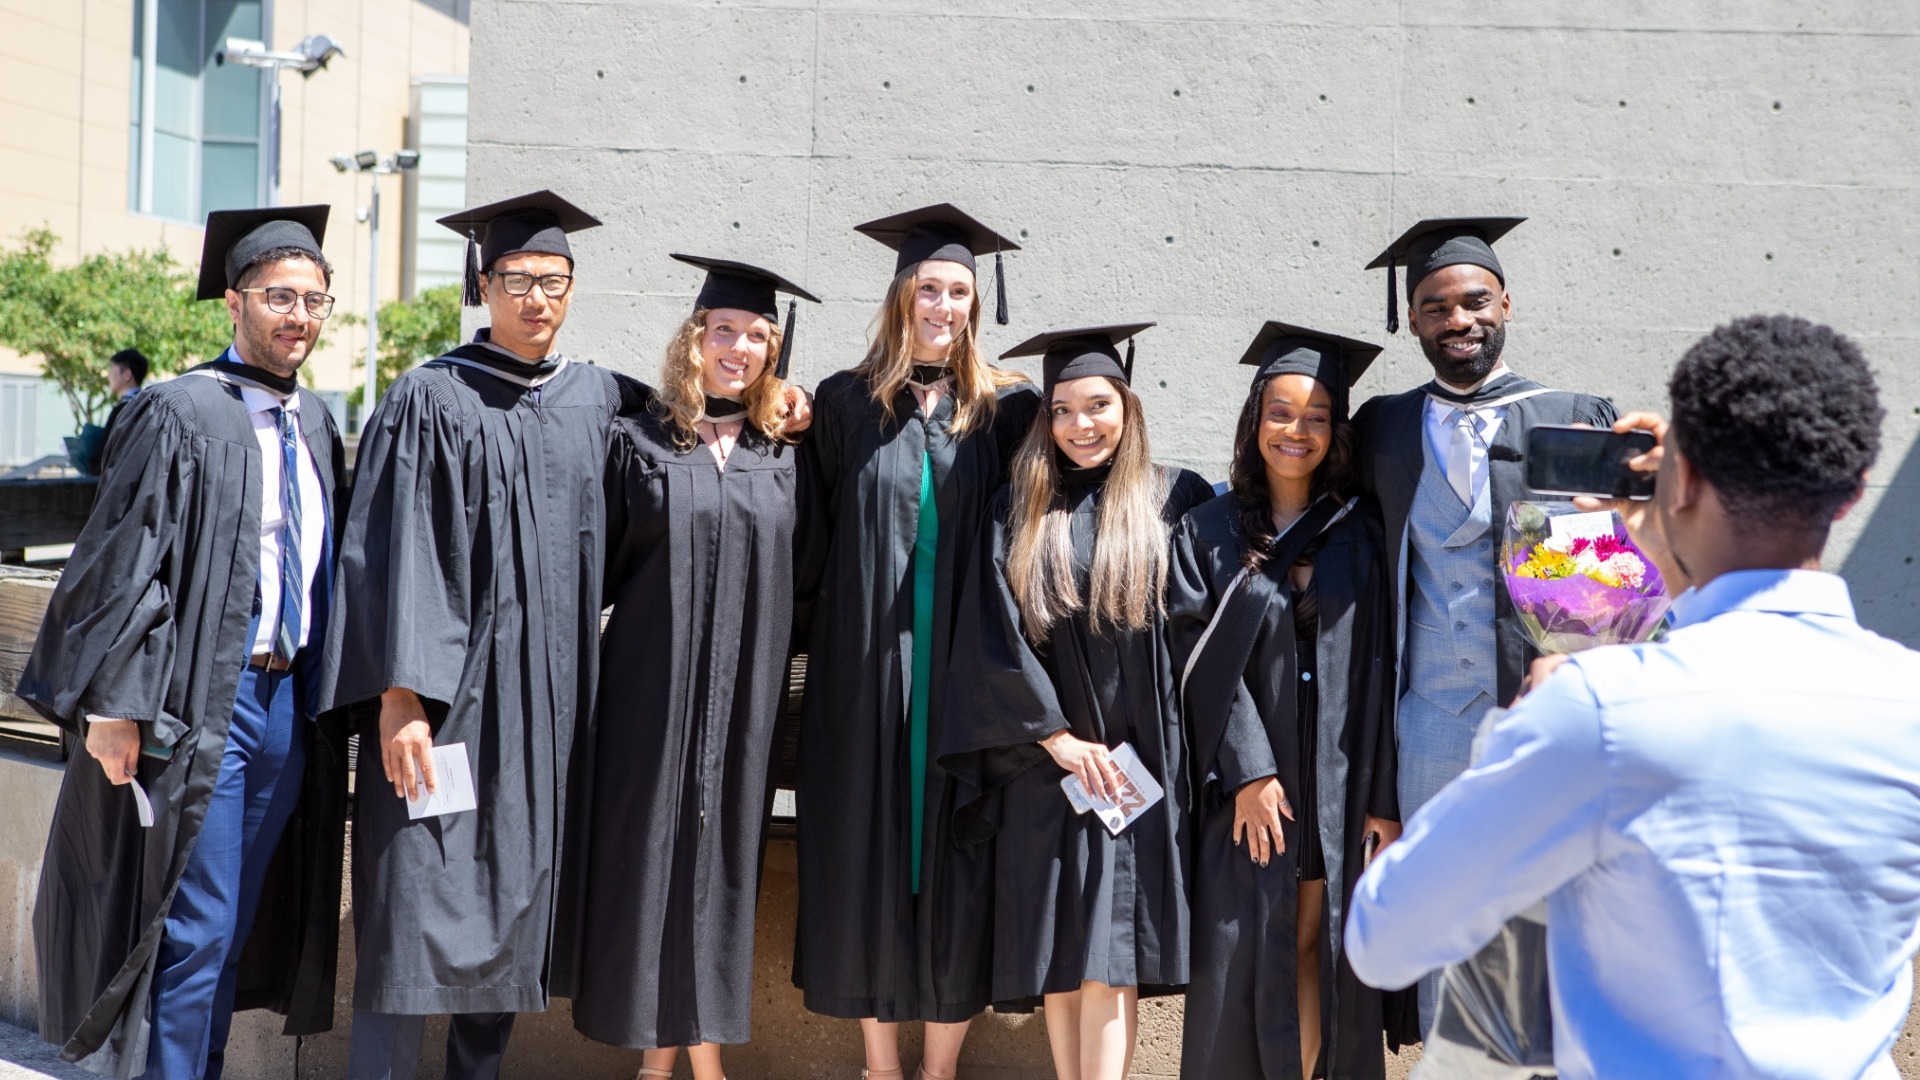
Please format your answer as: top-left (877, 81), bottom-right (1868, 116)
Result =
top-left (215, 36), bottom-right (346, 76)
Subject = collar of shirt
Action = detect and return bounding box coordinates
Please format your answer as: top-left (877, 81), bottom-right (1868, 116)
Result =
top-left (239, 383), bottom-right (301, 419)
top-left (1667, 568), bottom-right (1855, 630)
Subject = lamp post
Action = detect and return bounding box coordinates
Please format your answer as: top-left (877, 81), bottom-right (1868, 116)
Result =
top-left (215, 35), bottom-right (344, 206)
top-left (330, 150), bottom-right (420, 425)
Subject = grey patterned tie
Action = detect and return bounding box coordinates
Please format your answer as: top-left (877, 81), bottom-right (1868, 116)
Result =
top-left (271, 406), bottom-right (303, 662)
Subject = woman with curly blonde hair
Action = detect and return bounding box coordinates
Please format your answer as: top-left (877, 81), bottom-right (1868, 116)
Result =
top-left (792, 204), bottom-right (1038, 1080)
top-left (556, 255), bottom-right (819, 1080)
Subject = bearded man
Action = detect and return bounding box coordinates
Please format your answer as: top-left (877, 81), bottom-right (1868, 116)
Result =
top-left (1351, 217), bottom-right (1617, 1032)
top-left (20, 206), bottom-right (351, 1078)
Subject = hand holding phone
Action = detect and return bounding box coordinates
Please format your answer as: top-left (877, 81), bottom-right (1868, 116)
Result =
top-left (1525, 424), bottom-right (1658, 500)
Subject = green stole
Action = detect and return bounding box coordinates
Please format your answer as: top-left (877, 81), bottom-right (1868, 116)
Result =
top-left (908, 449), bottom-right (938, 893)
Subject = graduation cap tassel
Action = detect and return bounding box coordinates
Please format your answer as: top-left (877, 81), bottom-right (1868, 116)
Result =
top-left (775, 298), bottom-right (798, 380)
top-left (994, 250), bottom-right (1009, 326)
top-left (1385, 261), bottom-right (1400, 335)
top-left (461, 231), bottom-right (483, 308)
top-left (1123, 338), bottom-right (1136, 383)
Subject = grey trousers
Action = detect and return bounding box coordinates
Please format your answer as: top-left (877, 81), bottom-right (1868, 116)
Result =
top-left (346, 1010), bottom-right (517, 1080)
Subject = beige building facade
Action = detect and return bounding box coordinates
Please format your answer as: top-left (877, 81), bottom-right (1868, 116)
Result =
top-left (0, 0), bottom-right (470, 462)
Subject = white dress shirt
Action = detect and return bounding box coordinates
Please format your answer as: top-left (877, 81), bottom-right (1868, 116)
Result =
top-left (1422, 363), bottom-right (1511, 506)
top-left (1346, 570), bottom-right (1920, 1080)
top-left (241, 383), bottom-right (326, 655)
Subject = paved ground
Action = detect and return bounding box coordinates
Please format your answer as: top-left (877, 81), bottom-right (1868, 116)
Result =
top-left (0, 1023), bottom-right (92, 1080)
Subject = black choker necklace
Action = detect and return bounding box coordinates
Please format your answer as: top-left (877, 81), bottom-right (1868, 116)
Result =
top-left (703, 394), bottom-right (748, 421)
top-left (909, 364), bottom-right (951, 387)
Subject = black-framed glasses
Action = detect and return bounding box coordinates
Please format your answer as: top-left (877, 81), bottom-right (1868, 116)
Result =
top-left (240, 287), bottom-right (335, 319)
top-left (489, 271), bottom-right (574, 298)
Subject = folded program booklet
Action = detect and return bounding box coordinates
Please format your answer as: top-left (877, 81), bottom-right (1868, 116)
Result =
top-left (1060, 742), bottom-right (1165, 837)
top-left (406, 742), bottom-right (478, 820)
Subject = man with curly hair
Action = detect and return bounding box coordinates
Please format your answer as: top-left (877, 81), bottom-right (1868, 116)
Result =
top-left (1346, 315), bottom-right (1920, 1079)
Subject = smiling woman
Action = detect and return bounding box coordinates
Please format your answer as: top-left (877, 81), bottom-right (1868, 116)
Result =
top-left (941, 323), bottom-right (1213, 1080)
top-left (791, 203), bottom-right (1038, 1080)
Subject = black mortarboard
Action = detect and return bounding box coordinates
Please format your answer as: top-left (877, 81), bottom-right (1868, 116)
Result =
top-left (670, 254), bottom-right (822, 380)
top-left (853, 203), bottom-right (1021, 325)
top-left (1000, 323), bottom-right (1154, 391)
top-left (1237, 320), bottom-right (1383, 421)
top-left (195, 204), bottom-right (330, 300)
top-left (437, 190), bottom-right (602, 307)
top-left (1365, 216), bottom-right (1525, 334)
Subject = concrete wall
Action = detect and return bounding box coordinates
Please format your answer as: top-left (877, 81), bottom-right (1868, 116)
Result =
top-left (463, 0), bottom-right (1920, 645)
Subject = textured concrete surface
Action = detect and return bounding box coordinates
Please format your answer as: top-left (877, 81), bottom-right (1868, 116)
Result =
top-left (464, 0), bottom-right (1919, 647)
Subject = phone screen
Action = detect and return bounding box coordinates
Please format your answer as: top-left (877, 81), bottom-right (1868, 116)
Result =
top-left (1525, 425), bottom-right (1657, 500)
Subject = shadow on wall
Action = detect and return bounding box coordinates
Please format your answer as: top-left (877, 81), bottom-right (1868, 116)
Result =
top-left (1841, 434), bottom-right (1920, 647)
top-left (413, 0), bottom-right (470, 24)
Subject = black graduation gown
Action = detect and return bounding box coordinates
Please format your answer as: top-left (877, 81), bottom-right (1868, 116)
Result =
top-left (1351, 384), bottom-right (1617, 704)
top-left (791, 372), bottom-right (1040, 1023)
top-left (555, 409), bottom-right (800, 1048)
top-left (1167, 493), bottom-right (1415, 1080)
top-left (18, 372), bottom-right (350, 1074)
top-left (320, 350), bottom-right (643, 1015)
top-left (942, 465), bottom-right (1214, 1005)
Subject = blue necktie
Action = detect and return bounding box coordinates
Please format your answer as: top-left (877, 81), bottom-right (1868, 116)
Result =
top-left (271, 406), bottom-right (304, 662)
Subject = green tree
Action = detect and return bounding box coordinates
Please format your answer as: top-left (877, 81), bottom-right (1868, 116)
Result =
top-left (346, 283), bottom-right (463, 405)
top-left (0, 228), bottom-right (232, 429)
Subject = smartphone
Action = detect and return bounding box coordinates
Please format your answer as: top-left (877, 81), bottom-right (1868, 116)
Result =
top-left (1524, 424), bottom-right (1657, 500)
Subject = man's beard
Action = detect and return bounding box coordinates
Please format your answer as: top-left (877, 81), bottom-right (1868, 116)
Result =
top-left (1419, 321), bottom-right (1507, 387)
top-left (239, 315), bottom-right (312, 378)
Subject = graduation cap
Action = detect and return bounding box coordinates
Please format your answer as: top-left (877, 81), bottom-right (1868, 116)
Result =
top-left (1365, 216), bottom-right (1525, 334)
top-left (1000, 323), bottom-right (1155, 391)
top-left (195, 204), bottom-right (330, 300)
top-left (437, 190), bottom-right (602, 308)
top-left (1238, 320), bottom-right (1383, 421)
top-left (670, 254), bottom-right (822, 380)
top-left (854, 203), bottom-right (1021, 325)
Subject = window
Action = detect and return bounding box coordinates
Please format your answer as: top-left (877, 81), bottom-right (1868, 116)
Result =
top-left (0, 377), bottom-right (41, 467)
top-left (128, 0), bottom-right (271, 223)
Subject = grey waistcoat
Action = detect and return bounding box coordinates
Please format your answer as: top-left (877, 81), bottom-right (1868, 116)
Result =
top-left (1404, 428), bottom-right (1500, 714)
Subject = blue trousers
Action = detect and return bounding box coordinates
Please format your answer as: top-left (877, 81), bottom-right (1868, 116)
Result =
top-left (142, 666), bottom-right (307, 1080)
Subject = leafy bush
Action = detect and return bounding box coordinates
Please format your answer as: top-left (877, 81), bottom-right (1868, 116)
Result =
top-left (0, 229), bottom-right (232, 428)
top-left (346, 283), bottom-right (463, 405)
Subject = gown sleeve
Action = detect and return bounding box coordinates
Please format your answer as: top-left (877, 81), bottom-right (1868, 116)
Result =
top-left (938, 494), bottom-right (1066, 844)
top-left (321, 375), bottom-right (475, 712)
top-left (1166, 510), bottom-right (1279, 796)
top-left (790, 379), bottom-right (844, 646)
top-left (18, 392), bottom-right (194, 736)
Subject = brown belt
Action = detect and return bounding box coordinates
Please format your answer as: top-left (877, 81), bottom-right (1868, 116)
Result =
top-left (249, 652), bottom-right (293, 672)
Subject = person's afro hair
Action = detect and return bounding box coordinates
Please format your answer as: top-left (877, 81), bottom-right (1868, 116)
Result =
top-left (1668, 314), bottom-right (1881, 535)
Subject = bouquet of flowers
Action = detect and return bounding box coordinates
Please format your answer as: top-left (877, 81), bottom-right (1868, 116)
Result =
top-left (1502, 501), bottom-right (1671, 654)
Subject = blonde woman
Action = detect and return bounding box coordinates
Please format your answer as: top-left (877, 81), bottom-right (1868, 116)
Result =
top-left (555, 255), bottom-right (818, 1080)
top-left (942, 326), bottom-right (1213, 1080)
top-left (792, 205), bottom-right (1037, 1080)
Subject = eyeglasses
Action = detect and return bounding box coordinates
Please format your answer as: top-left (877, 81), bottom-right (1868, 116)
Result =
top-left (489, 271), bottom-right (574, 298)
top-left (240, 287), bottom-right (336, 319)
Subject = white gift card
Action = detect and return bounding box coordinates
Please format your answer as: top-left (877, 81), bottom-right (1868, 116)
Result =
top-left (1549, 510), bottom-right (1616, 545)
top-left (406, 742), bottom-right (478, 820)
top-left (1059, 742), bottom-right (1166, 837)
top-left (129, 778), bottom-right (154, 828)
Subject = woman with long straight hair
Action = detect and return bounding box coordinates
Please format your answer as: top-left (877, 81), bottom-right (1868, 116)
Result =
top-left (554, 256), bottom-right (819, 1080)
top-left (942, 326), bottom-right (1213, 1080)
top-left (792, 205), bottom-right (1039, 1080)
top-left (1169, 323), bottom-right (1418, 1079)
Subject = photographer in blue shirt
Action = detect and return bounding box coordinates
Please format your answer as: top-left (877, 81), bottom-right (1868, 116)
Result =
top-left (1345, 315), bottom-right (1920, 1079)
